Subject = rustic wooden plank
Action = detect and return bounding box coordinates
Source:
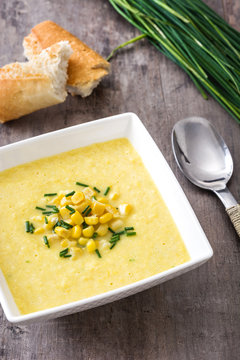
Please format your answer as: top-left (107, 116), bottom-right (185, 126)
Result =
top-left (0, 0), bottom-right (240, 359)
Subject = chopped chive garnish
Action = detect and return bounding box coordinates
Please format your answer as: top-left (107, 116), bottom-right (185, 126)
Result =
top-left (115, 230), bottom-right (125, 235)
top-left (85, 207), bottom-right (92, 216)
top-left (43, 235), bottom-right (50, 248)
top-left (66, 205), bottom-right (75, 214)
top-left (29, 223), bottom-right (35, 234)
top-left (65, 190), bottom-right (75, 197)
top-left (76, 182), bottom-right (88, 187)
top-left (92, 232), bottom-right (98, 239)
top-left (42, 211), bottom-right (57, 215)
top-left (126, 232), bottom-right (136, 236)
top-left (108, 227), bottom-right (115, 234)
top-left (110, 243), bottom-right (116, 250)
top-left (82, 222), bottom-right (88, 229)
top-left (125, 227), bottom-right (134, 231)
top-left (95, 249), bottom-right (102, 258)
top-left (25, 221), bottom-right (30, 233)
top-left (44, 216), bottom-right (48, 224)
top-left (59, 220), bottom-right (73, 229)
top-left (44, 193), bottom-right (57, 197)
top-left (93, 187), bottom-right (100, 193)
top-left (104, 186), bottom-right (110, 196)
top-left (92, 196), bottom-right (97, 201)
top-left (59, 248), bottom-right (68, 257)
top-left (35, 206), bottom-right (45, 211)
top-left (46, 205), bottom-right (58, 209)
top-left (82, 205), bottom-right (90, 214)
top-left (63, 254), bottom-right (72, 258)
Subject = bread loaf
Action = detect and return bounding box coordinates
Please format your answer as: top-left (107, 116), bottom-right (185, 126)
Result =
top-left (0, 41), bottom-right (72, 123)
top-left (23, 21), bottom-right (110, 97)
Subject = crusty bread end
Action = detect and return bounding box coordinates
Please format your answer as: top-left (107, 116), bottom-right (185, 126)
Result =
top-left (23, 21), bottom-right (110, 97)
top-left (0, 41), bottom-right (72, 123)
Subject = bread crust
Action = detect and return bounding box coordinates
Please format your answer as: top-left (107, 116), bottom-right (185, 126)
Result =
top-left (23, 21), bottom-right (110, 97)
top-left (0, 41), bottom-right (71, 123)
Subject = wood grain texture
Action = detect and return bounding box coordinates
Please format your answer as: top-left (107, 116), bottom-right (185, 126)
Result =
top-left (0, 0), bottom-right (240, 359)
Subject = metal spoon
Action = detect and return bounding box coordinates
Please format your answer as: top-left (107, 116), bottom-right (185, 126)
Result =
top-left (172, 116), bottom-right (240, 237)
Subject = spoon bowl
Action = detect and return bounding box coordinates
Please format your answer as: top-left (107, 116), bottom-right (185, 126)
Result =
top-left (172, 117), bottom-right (240, 237)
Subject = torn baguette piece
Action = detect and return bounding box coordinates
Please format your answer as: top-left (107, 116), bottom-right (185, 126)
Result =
top-left (0, 41), bottom-right (72, 123)
top-left (23, 20), bottom-right (110, 97)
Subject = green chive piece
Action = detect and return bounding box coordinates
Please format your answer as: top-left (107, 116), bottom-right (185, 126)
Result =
top-left (46, 205), bottom-right (58, 209)
top-left (29, 223), bottom-right (35, 234)
top-left (44, 216), bottom-right (48, 224)
top-left (66, 205), bottom-right (76, 214)
top-left (93, 187), bottom-right (100, 193)
top-left (110, 243), bottom-right (116, 250)
top-left (95, 249), bottom-right (102, 258)
top-left (43, 235), bottom-right (50, 248)
top-left (76, 182), bottom-right (88, 187)
top-left (35, 206), bottom-right (45, 211)
top-left (82, 222), bottom-right (88, 229)
top-left (125, 227), bottom-right (134, 231)
top-left (63, 254), bottom-right (72, 258)
top-left (82, 205), bottom-right (90, 214)
top-left (108, 227), bottom-right (115, 234)
top-left (25, 221), bottom-right (30, 233)
top-left (59, 248), bottom-right (69, 257)
top-left (92, 196), bottom-right (97, 201)
top-left (126, 232), bottom-right (136, 236)
top-left (44, 193), bottom-right (57, 197)
top-left (85, 207), bottom-right (92, 216)
top-left (104, 186), bottom-right (110, 196)
top-left (115, 230), bottom-right (125, 235)
top-left (42, 210), bottom-right (59, 215)
top-left (129, 258), bottom-right (135, 262)
top-left (92, 232), bottom-right (98, 239)
top-left (65, 190), bottom-right (75, 197)
top-left (59, 220), bottom-right (73, 229)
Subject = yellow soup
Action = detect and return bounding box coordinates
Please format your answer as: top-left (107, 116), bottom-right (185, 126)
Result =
top-left (0, 138), bottom-right (190, 314)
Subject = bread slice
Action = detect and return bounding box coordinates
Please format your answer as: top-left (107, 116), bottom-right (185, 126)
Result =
top-left (0, 41), bottom-right (72, 123)
top-left (23, 21), bottom-right (110, 97)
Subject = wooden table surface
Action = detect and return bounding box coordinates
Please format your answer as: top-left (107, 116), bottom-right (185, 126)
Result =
top-left (0, 1), bottom-right (240, 359)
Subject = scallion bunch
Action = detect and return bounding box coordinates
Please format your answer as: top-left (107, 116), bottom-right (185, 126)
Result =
top-left (108, 0), bottom-right (240, 123)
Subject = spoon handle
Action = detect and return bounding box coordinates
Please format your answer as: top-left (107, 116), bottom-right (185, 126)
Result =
top-left (214, 188), bottom-right (240, 237)
top-left (226, 205), bottom-right (240, 238)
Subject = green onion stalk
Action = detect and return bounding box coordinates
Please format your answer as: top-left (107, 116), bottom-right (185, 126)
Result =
top-left (108, 0), bottom-right (240, 123)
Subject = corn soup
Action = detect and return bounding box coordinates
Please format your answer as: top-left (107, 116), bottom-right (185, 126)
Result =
top-left (0, 138), bottom-right (190, 314)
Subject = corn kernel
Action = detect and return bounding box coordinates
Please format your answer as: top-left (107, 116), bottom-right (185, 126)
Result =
top-left (109, 192), bottom-right (119, 200)
top-left (48, 234), bottom-right (60, 241)
top-left (82, 225), bottom-right (94, 238)
top-left (60, 197), bottom-right (73, 206)
top-left (96, 224), bottom-right (108, 236)
top-left (75, 200), bottom-right (91, 213)
top-left (71, 191), bottom-right (84, 204)
top-left (71, 211), bottom-right (84, 225)
top-left (55, 226), bottom-right (71, 238)
top-left (85, 216), bottom-right (99, 225)
top-left (83, 187), bottom-right (96, 199)
top-left (30, 215), bottom-right (44, 222)
top-left (105, 204), bottom-right (119, 215)
top-left (99, 213), bottom-right (113, 224)
top-left (69, 240), bottom-right (77, 247)
top-left (71, 225), bottom-right (82, 239)
top-left (71, 247), bottom-right (83, 259)
top-left (50, 193), bottom-right (64, 205)
top-left (34, 227), bottom-right (44, 234)
top-left (92, 201), bottom-right (105, 216)
top-left (78, 237), bottom-right (88, 246)
top-left (64, 218), bottom-right (74, 226)
top-left (110, 219), bottom-right (123, 231)
top-left (97, 197), bottom-right (109, 204)
top-left (60, 207), bottom-right (70, 220)
top-left (61, 239), bottom-right (69, 248)
top-left (118, 204), bottom-right (132, 215)
top-left (86, 239), bottom-right (97, 252)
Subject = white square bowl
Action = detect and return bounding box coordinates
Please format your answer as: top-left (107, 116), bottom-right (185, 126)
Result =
top-left (0, 112), bottom-right (213, 324)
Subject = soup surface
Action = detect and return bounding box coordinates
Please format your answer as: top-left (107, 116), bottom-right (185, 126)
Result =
top-left (0, 138), bottom-right (190, 314)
